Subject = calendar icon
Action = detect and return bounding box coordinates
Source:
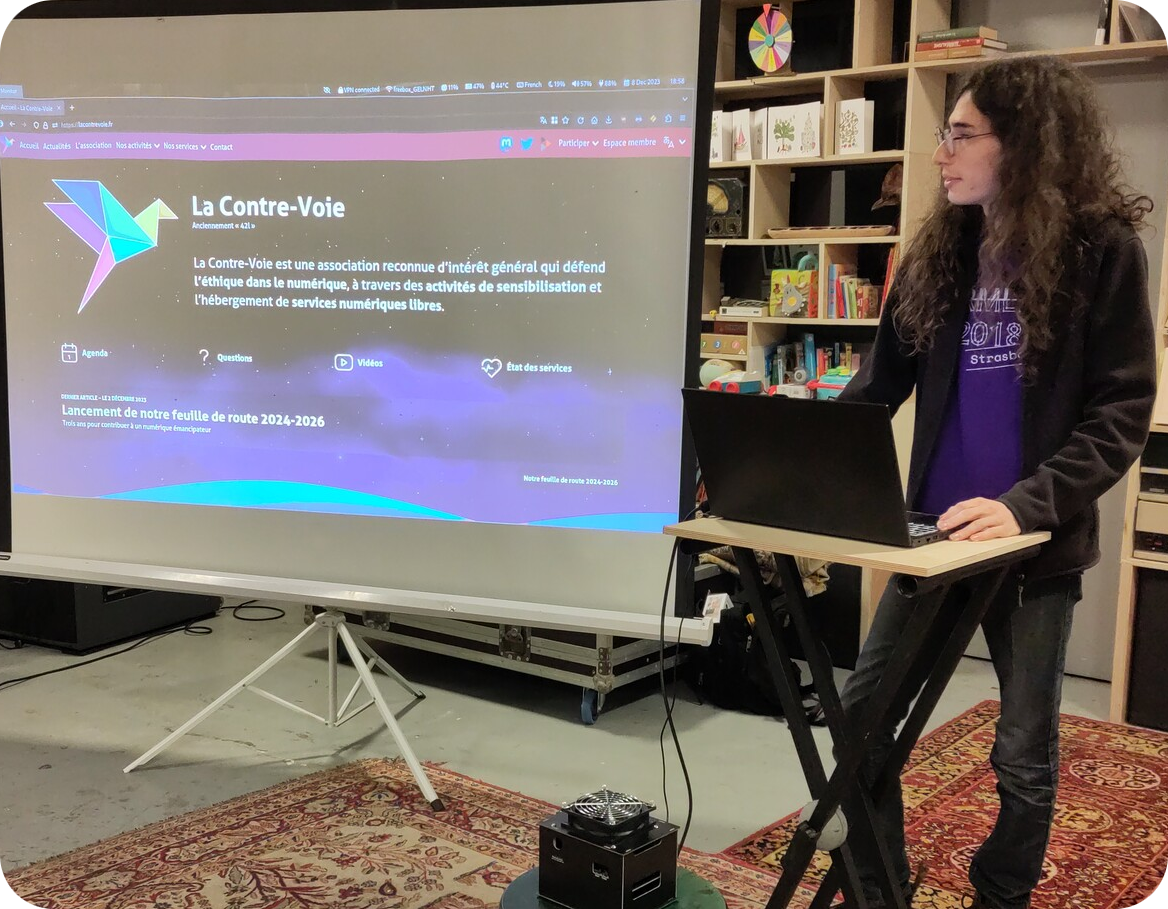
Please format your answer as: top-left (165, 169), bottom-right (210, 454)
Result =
top-left (61, 343), bottom-right (78, 363)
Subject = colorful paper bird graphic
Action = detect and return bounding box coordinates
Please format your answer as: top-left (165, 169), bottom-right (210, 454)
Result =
top-left (45, 179), bottom-right (176, 312)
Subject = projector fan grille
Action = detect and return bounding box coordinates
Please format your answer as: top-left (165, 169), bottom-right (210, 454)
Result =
top-left (564, 789), bottom-right (654, 839)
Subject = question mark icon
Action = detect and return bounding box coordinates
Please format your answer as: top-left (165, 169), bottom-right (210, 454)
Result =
top-left (199, 349), bottom-right (210, 365)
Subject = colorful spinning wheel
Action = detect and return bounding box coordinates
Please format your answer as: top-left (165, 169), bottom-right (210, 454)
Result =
top-left (748, 4), bottom-right (793, 73)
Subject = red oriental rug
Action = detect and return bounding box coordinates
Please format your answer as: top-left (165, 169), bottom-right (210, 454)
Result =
top-left (724, 700), bottom-right (1168, 909)
top-left (3, 758), bottom-right (782, 909)
top-left (6, 702), bottom-right (1167, 909)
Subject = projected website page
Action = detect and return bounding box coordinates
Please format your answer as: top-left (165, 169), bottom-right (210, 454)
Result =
top-left (0, 5), bottom-right (699, 557)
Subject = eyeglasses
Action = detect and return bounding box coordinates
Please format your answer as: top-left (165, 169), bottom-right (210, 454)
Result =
top-left (934, 126), bottom-right (995, 155)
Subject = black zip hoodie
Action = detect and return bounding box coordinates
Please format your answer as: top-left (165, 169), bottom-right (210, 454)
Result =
top-left (839, 216), bottom-right (1156, 581)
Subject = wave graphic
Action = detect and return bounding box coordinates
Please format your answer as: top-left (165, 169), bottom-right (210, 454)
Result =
top-left (102, 480), bottom-right (467, 520)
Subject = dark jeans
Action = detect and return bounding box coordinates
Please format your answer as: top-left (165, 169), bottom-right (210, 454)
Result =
top-left (838, 571), bottom-right (1081, 909)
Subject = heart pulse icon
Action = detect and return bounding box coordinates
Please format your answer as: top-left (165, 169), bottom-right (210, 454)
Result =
top-left (481, 358), bottom-right (503, 378)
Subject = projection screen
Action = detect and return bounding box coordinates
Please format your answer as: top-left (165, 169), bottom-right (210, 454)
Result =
top-left (0, 0), bottom-right (714, 628)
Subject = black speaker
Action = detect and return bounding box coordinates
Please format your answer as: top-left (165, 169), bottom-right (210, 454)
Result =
top-left (0, 578), bottom-right (219, 653)
top-left (538, 801), bottom-right (677, 909)
top-left (1126, 569), bottom-right (1168, 730)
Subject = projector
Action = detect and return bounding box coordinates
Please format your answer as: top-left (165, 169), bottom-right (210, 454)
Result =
top-left (537, 789), bottom-right (678, 909)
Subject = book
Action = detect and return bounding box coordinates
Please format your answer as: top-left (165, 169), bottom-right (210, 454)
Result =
top-left (770, 267), bottom-right (819, 317)
top-left (835, 98), bottom-right (875, 156)
top-left (915, 45), bottom-right (1008, 60)
top-left (840, 276), bottom-right (869, 319)
top-left (946, 44), bottom-right (1008, 58)
top-left (915, 37), bottom-right (1008, 50)
top-left (828, 264), bottom-right (857, 319)
top-left (841, 343), bottom-right (854, 375)
top-left (1096, 0), bottom-right (1112, 44)
top-left (827, 264), bottom-right (836, 318)
top-left (856, 283), bottom-right (881, 320)
top-left (917, 25), bottom-right (999, 41)
top-left (803, 333), bottom-right (817, 381)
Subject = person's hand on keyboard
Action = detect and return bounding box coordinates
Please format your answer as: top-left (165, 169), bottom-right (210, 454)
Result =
top-left (937, 498), bottom-right (1021, 542)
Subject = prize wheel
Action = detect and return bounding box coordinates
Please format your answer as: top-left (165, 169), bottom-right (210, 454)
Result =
top-left (748, 4), bottom-right (793, 73)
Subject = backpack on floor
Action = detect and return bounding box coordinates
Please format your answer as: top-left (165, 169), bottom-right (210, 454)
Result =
top-left (690, 600), bottom-right (783, 716)
top-left (689, 599), bottom-right (825, 724)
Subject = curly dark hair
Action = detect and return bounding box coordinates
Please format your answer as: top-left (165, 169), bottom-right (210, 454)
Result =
top-left (891, 55), bottom-right (1152, 369)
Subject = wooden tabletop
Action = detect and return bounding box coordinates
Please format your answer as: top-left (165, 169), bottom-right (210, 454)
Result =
top-left (664, 517), bottom-right (1050, 578)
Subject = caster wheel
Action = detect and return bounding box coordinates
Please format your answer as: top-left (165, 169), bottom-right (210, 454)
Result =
top-left (581, 688), bottom-right (600, 725)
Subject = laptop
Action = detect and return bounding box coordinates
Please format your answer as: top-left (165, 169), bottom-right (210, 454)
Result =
top-left (681, 388), bottom-right (950, 548)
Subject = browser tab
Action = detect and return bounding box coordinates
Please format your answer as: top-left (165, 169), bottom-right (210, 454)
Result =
top-left (0, 99), bottom-right (63, 115)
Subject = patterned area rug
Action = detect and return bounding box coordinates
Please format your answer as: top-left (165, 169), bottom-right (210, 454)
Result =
top-left (8, 703), bottom-right (1166, 909)
top-left (5, 759), bottom-right (784, 909)
top-left (724, 700), bottom-right (1168, 909)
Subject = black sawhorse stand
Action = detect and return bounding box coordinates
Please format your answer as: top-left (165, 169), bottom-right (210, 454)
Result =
top-left (734, 548), bottom-right (1038, 909)
top-left (665, 518), bottom-right (1045, 909)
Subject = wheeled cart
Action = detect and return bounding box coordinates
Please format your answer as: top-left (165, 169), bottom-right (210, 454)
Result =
top-left (312, 607), bottom-right (683, 724)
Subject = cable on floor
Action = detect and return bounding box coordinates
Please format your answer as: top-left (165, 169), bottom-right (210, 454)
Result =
top-left (0, 597), bottom-right (288, 691)
top-left (231, 601), bottom-right (285, 621)
top-left (658, 508), bottom-right (697, 854)
top-left (0, 619), bottom-right (214, 692)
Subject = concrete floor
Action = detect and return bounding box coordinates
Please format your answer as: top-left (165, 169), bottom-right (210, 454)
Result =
top-left (0, 599), bottom-right (1109, 872)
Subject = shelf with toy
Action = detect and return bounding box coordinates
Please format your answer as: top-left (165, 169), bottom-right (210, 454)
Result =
top-left (703, 236), bottom-right (898, 317)
top-left (751, 323), bottom-right (875, 386)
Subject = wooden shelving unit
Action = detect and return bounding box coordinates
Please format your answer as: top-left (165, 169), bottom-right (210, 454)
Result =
top-left (1110, 212), bottom-right (1168, 725)
top-left (706, 0), bottom-right (1168, 654)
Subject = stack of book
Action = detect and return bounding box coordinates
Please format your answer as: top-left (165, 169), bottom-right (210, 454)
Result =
top-left (915, 26), bottom-right (1008, 61)
top-left (825, 264), bottom-right (883, 320)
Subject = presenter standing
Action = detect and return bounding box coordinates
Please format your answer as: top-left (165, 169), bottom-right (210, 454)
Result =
top-left (836, 56), bottom-right (1157, 909)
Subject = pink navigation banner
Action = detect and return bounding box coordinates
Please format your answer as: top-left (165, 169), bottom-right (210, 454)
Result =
top-left (4, 129), bottom-right (695, 161)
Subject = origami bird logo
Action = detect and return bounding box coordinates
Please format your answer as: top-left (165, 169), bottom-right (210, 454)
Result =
top-left (45, 179), bottom-right (176, 313)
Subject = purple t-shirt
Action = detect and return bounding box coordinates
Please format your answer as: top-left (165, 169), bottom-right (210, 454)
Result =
top-left (916, 287), bottom-right (1023, 516)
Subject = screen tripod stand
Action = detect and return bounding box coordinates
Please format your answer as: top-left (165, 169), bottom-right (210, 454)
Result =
top-left (124, 607), bottom-right (444, 810)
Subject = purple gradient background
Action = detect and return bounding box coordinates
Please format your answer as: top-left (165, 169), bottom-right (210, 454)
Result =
top-left (8, 154), bottom-right (691, 528)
